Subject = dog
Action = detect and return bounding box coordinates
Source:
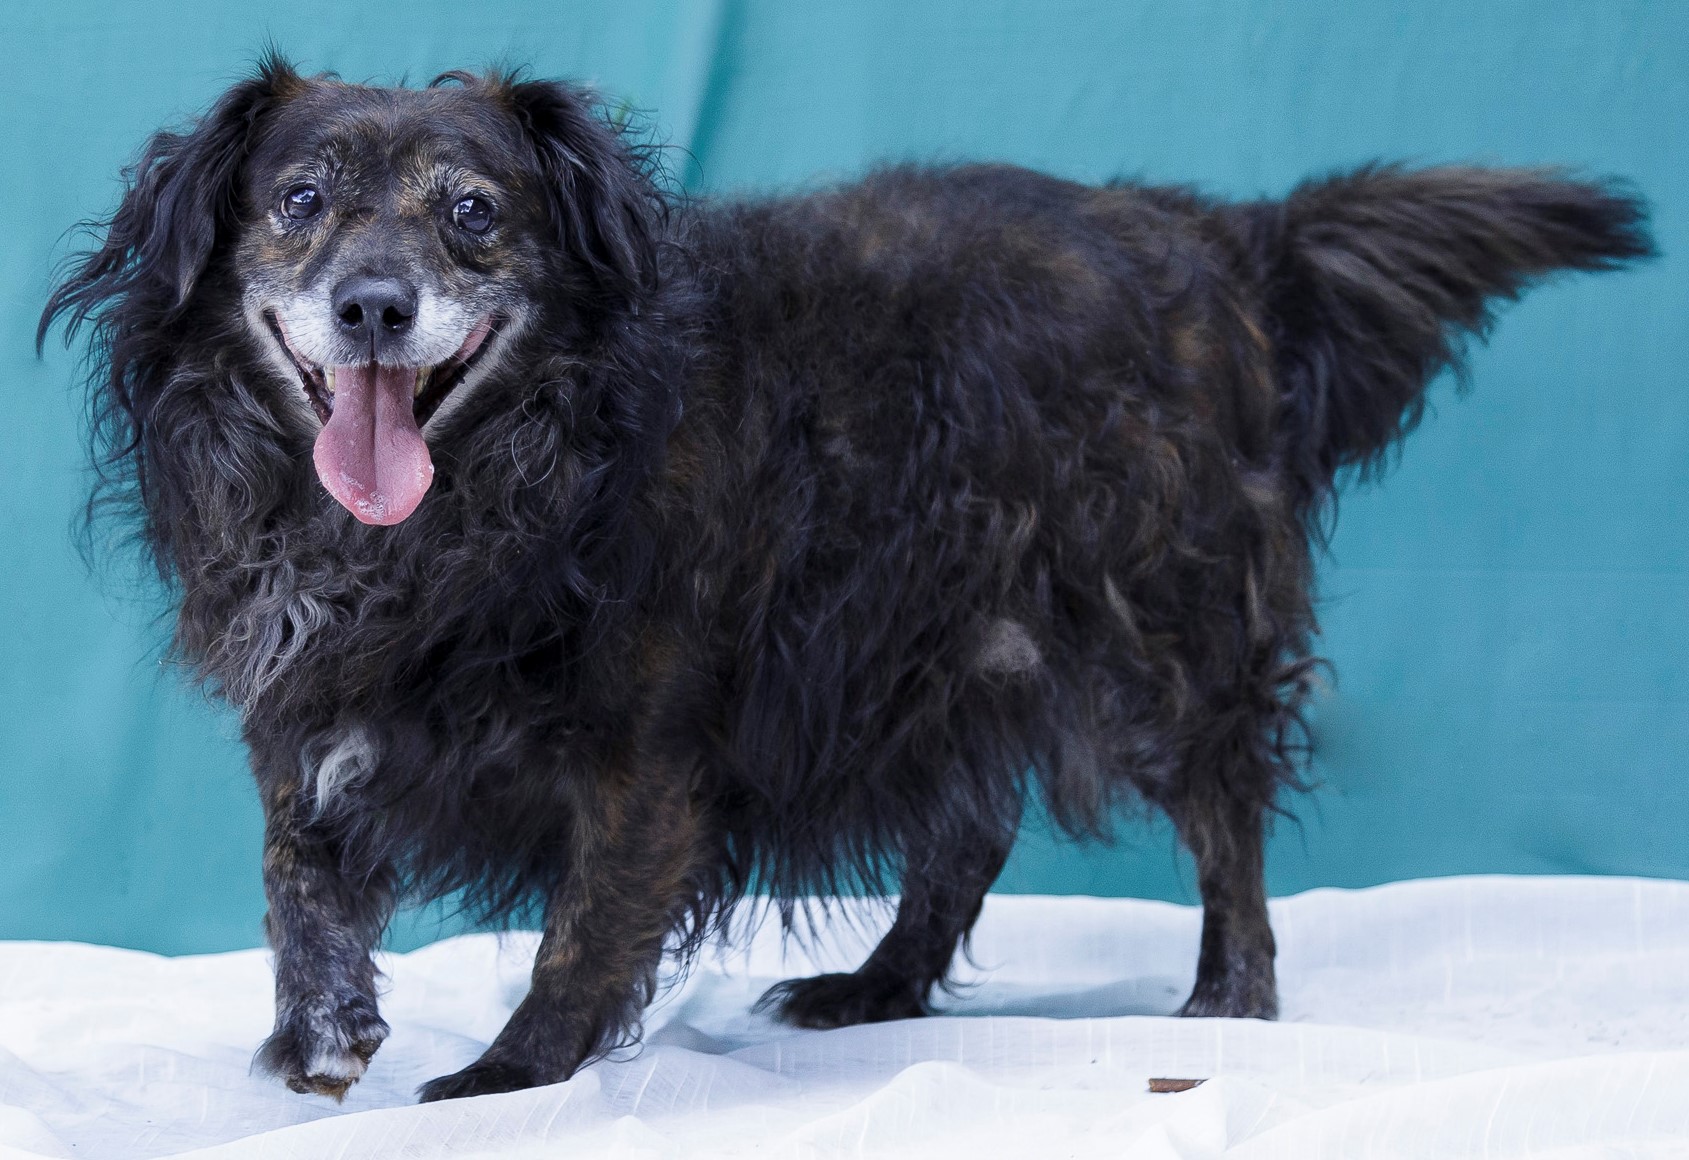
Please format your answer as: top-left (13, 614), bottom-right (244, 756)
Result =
top-left (40, 56), bottom-right (1651, 1102)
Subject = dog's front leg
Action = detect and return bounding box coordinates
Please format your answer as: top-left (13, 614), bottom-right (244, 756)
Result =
top-left (253, 772), bottom-right (395, 1100)
top-left (418, 770), bottom-right (701, 1102)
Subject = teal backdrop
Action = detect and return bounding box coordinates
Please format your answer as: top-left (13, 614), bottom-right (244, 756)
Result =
top-left (1, 1), bottom-right (1684, 954)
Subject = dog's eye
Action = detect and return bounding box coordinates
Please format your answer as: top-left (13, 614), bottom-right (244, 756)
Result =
top-left (282, 186), bottom-right (324, 221)
top-left (452, 196), bottom-right (494, 235)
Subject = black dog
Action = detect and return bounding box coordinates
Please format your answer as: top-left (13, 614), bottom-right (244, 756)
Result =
top-left (41, 57), bottom-right (1650, 1101)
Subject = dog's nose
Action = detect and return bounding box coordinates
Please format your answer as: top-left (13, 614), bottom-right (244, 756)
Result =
top-left (333, 276), bottom-right (418, 342)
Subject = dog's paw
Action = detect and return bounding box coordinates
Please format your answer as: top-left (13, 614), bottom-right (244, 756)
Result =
top-left (417, 1058), bottom-right (541, 1102)
top-left (756, 971), bottom-right (929, 1030)
top-left (256, 992), bottom-right (389, 1100)
top-left (1175, 983), bottom-right (1278, 1021)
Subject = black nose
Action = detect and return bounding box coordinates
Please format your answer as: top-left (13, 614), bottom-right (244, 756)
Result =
top-left (332, 276), bottom-right (418, 341)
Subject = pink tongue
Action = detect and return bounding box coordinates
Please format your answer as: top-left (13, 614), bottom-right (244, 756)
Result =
top-left (312, 364), bottom-right (434, 525)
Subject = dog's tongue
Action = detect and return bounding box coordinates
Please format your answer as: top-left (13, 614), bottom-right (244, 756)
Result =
top-left (312, 364), bottom-right (433, 525)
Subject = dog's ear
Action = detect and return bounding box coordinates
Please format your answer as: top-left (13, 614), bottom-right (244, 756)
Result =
top-left (40, 55), bottom-right (301, 347)
top-left (505, 78), bottom-right (660, 307)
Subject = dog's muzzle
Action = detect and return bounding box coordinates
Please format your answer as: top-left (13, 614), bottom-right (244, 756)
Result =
top-left (268, 312), bottom-right (497, 525)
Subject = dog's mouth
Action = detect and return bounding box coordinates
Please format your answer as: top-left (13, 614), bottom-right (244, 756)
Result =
top-left (264, 312), bottom-right (498, 428)
top-left (264, 312), bottom-right (498, 526)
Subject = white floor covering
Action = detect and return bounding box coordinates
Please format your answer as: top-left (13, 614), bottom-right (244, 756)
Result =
top-left (1, 875), bottom-right (1687, 1158)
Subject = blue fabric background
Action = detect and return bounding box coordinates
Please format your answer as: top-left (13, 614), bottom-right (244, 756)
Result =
top-left (1, 1), bottom-right (1683, 953)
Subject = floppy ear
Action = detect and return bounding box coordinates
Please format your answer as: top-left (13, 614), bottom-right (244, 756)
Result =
top-left (505, 78), bottom-right (661, 307)
top-left (39, 54), bottom-right (300, 347)
top-left (38, 57), bottom-right (302, 579)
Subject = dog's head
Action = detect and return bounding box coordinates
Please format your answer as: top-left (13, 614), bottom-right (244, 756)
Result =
top-left (44, 55), bottom-right (663, 526)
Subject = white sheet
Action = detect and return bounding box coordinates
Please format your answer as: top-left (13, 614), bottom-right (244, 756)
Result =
top-left (1, 876), bottom-right (1686, 1158)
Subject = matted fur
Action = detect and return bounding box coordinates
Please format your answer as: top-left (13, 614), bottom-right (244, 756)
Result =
top-left (41, 56), bottom-right (1652, 1101)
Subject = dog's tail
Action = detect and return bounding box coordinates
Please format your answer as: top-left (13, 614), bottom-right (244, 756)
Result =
top-left (1234, 164), bottom-right (1653, 517)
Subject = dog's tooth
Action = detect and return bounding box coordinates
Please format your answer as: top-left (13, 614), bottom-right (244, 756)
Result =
top-left (415, 367), bottom-right (432, 397)
top-left (325, 367), bottom-right (335, 395)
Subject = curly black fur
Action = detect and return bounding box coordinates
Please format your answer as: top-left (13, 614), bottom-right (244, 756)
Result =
top-left (40, 55), bottom-right (1652, 1101)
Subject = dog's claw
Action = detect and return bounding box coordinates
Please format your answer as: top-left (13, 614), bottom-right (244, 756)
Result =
top-left (284, 1069), bottom-right (358, 1101)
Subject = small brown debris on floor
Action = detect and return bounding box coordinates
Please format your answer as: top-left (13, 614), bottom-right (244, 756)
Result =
top-left (1147, 1077), bottom-right (1207, 1094)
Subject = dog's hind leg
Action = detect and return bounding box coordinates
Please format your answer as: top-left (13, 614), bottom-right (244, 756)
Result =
top-left (1162, 763), bottom-right (1279, 1020)
top-left (253, 766), bottom-right (396, 1101)
top-left (758, 818), bottom-right (1016, 1030)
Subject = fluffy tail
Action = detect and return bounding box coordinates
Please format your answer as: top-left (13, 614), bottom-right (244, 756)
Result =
top-left (1236, 164), bottom-right (1653, 514)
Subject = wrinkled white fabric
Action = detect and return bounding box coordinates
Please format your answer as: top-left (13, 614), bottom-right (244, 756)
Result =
top-left (0, 875), bottom-right (1686, 1158)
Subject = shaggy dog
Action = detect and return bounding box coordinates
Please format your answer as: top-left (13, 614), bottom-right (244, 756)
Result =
top-left (41, 57), bottom-right (1651, 1101)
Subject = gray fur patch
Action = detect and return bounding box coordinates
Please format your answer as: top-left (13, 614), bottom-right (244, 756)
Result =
top-left (976, 619), bottom-right (1041, 674)
top-left (306, 726), bottom-right (377, 811)
top-left (1104, 576), bottom-right (1135, 628)
top-left (299, 995), bottom-right (374, 1081)
top-left (221, 567), bottom-right (334, 709)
